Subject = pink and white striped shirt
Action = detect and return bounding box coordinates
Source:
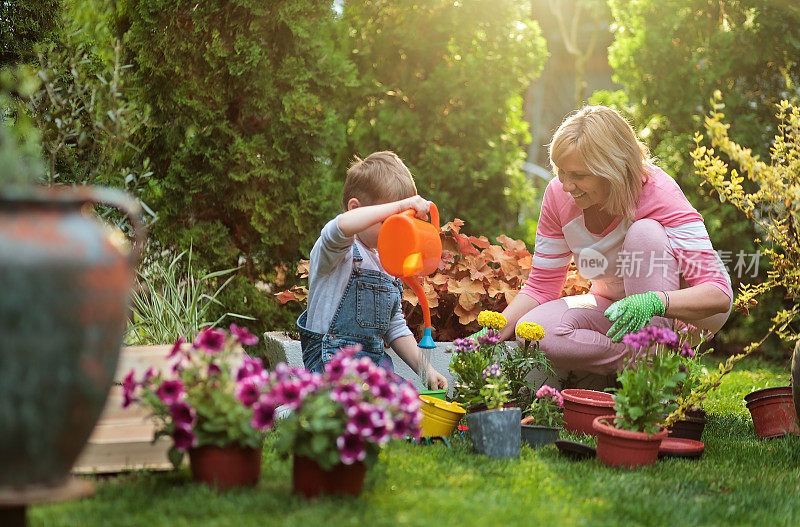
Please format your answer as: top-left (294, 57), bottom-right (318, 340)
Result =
top-left (520, 165), bottom-right (733, 304)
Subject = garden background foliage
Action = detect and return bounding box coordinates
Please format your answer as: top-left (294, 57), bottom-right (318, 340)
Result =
top-left (2, 0), bottom-right (800, 353)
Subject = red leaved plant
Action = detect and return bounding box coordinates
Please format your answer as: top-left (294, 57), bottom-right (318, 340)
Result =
top-left (276, 219), bottom-right (590, 340)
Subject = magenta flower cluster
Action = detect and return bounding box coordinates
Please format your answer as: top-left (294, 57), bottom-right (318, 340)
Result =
top-left (250, 346), bottom-right (422, 465)
top-left (452, 338), bottom-right (479, 354)
top-left (121, 324), bottom-right (261, 452)
top-left (477, 330), bottom-right (502, 346)
top-left (535, 385), bottom-right (564, 408)
top-left (622, 325), bottom-right (695, 358)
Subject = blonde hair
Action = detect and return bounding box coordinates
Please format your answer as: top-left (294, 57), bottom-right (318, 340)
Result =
top-left (342, 151), bottom-right (417, 210)
top-left (549, 106), bottom-right (651, 220)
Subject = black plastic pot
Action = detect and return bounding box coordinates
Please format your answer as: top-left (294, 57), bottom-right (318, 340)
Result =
top-left (521, 424), bottom-right (560, 449)
top-left (465, 407), bottom-right (521, 458)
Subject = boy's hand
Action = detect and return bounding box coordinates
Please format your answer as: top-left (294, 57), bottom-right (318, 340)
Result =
top-left (399, 195), bottom-right (432, 220)
top-left (427, 369), bottom-right (449, 390)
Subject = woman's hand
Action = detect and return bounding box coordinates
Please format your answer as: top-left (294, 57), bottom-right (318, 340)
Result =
top-left (427, 369), bottom-right (449, 390)
top-left (604, 291), bottom-right (666, 342)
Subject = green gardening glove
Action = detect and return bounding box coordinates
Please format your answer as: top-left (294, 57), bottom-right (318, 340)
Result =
top-left (604, 291), bottom-right (666, 343)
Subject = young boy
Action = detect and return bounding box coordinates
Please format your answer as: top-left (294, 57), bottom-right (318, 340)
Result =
top-left (297, 151), bottom-right (448, 389)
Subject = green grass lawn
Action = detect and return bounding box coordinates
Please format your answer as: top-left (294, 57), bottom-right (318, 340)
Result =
top-left (31, 358), bottom-right (800, 527)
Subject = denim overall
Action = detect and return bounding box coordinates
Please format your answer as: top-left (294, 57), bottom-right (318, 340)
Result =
top-left (297, 244), bottom-right (403, 373)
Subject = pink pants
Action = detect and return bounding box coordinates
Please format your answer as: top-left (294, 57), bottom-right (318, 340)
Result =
top-left (517, 219), bottom-right (731, 375)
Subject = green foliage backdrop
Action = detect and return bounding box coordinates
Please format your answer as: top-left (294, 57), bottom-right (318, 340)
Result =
top-left (0, 0), bottom-right (62, 66)
top-left (118, 0), bottom-right (354, 333)
top-left (598, 0), bottom-right (800, 354)
top-left (337, 0), bottom-right (547, 239)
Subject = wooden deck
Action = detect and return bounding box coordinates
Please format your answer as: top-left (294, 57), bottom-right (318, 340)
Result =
top-left (72, 345), bottom-right (174, 474)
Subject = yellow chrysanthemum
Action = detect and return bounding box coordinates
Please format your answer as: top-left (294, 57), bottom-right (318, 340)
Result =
top-left (516, 322), bottom-right (545, 342)
top-left (477, 310), bottom-right (507, 330)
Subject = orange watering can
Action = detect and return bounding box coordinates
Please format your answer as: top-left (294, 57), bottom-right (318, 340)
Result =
top-left (377, 203), bottom-right (442, 349)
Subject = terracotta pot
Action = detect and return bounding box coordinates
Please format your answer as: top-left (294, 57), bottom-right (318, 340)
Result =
top-left (292, 455), bottom-right (367, 498)
top-left (593, 416), bottom-right (668, 468)
top-left (667, 407), bottom-right (707, 441)
top-left (0, 187), bottom-right (144, 489)
top-left (744, 386), bottom-right (793, 403)
top-left (189, 445), bottom-right (262, 489)
top-left (562, 389), bottom-right (616, 436)
top-left (746, 393), bottom-right (799, 439)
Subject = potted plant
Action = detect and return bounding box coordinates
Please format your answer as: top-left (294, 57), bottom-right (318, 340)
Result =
top-left (450, 311), bottom-right (550, 411)
top-left (520, 385), bottom-right (563, 449)
top-left (464, 364), bottom-right (521, 458)
top-left (253, 346), bottom-right (421, 498)
top-left (122, 324), bottom-right (264, 488)
top-left (593, 326), bottom-right (691, 468)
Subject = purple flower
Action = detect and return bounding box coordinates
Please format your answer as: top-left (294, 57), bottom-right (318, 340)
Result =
top-left (477, 330), bottom-right (501, 346)
top-left (369, 409), bottom-right (395, 444)
top-left (346, 402), bottom-right (380, 437)
top-left (142, 367), bottom-right (156, 383)
top-left (230, 323), bottom-right (259, 346)
top-left (273, 379), bottom-right (305, 408)
top-left (370, 379), bottom-right (396, 401)
top-left (236, 378), bottom-right (261, 407)
top-left (452, 338), bottom-right (479, 354)
top-left (331, 382), bottom-right (361, 406)
top-left (336, 433), bottom-right (367, 465)
top-left (236, 356), bottom-right (265, 381)
top-left (169, 400), bottom-right (196, 426)
top-left (207, 363), bottom-right (221, 376)
top-left (167, 337), bottom-right (184, 359)
top-left (325, 356), bottom-right (348, 382)
top-left (353, 357), bottom-right (376, 380)
top-left (679, 342), bottom-right (695, 359)
top-left (193, 327), bottom-right (227, 353)
top-left (122, 370), bottom-right (137, 408)
top-left (156, 380), bottom-right (185, 405)
top-left (251, 397), bottom-right (277, 430)
top-left (482, 362), bottom-right (502, 379)
top-left (172, 422), bottom-right (196, 451)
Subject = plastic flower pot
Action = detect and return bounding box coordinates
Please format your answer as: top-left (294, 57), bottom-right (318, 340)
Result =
top-left (593, 416), bottom-right (668, 468)
top-left (419, 395), bottom-right (466, 437)
top-left (667, 407), bottom-right (708, 441)
top-left (292, 455), bottom-right (367, 498)
top-left (745, 392), bottom-right (799, 439)
top-left (744, 385), bottom-right (793, 403)
top-left (418, 389), bottom-right (448, 400)
top-left (562, 389), bottom-right (616, 436)
top-left (521, 425), bottom-right (561, 449)
top-left (189, 444), bottom-right (262, 489)
top-left (465, 407), bottom-right (522, 458)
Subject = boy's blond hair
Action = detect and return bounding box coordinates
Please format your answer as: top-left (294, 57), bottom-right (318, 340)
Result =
top-left (342, 151), bottom-right (417, 210)
top-left (549, 105), bottom-right (651, 220)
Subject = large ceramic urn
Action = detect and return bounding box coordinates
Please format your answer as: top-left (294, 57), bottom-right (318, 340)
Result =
top-left (0, 186), bottom-right (144, 488)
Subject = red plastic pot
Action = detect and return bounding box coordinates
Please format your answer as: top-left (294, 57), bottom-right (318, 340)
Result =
top-left (667, 407), bottom-right (707, 441)
top-left (744, 386), bottom-right (793, 403)
top-left (189, 445), bottom-right (262, 489)
top-left (562, 389), bottom-right (616, 436)
top-left (746, 393), bottom-right (799, 439)
top-left (292, 455), bottom-right (367, 498)
top-left (593, 416), bottom-right (668, 468)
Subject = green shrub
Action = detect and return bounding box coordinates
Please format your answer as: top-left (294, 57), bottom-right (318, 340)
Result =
top-left (336, 0), bottom-right (547, 239)
top-left (119, 1), bottom-right (354, 334)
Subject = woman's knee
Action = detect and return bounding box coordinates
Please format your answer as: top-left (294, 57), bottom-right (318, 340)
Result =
top-left (622, 218), bottom-right (668, 252)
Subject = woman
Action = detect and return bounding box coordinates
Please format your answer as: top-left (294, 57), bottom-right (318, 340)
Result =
top-left (500, 106), bottom-right (732, 374)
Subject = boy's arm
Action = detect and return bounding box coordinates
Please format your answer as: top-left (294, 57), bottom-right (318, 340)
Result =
top-left (390, 334), bottom-right (449, 390)
top-left (338, 195), bottom-right (431, 237)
